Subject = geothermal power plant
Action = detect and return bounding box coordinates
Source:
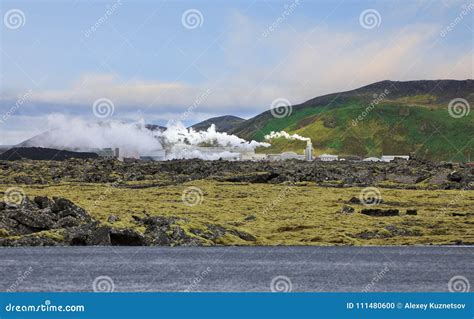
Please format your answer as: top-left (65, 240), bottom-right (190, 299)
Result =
top-left (0, 121), bottom-right (409, 163)
top-left (0, 140), bottom-right (408, 163)
top-left (128, 138), bottom-right (313, 162)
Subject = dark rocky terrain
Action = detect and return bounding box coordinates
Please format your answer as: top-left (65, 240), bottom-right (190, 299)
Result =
top-left (1, 156), bottom-right (472, 190)
top-left (0, 147), bottom-right (98, 161)
top-left (1, 157), bottom-right (473, 247)
top-left (0, 196), bottom-right (256, 247)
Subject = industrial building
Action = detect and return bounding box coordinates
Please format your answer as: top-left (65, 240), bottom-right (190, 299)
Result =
top-left (317, 154), bottom-right (339, 161)
top-left (92, 148), bottom-right (120, 159)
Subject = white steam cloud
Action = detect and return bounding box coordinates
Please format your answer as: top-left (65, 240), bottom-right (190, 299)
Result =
top-left (264, 131), bottom-right (310, 142)
top-left (162, 123), bottom-right (269, 160)
top-left (20, 115), bottom-right (270, 159)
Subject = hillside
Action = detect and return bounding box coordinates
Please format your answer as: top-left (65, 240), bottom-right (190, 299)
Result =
top-left (190, 115), bottom-right (245, 132)
top-left (231, 80), bottom-right (474, 162)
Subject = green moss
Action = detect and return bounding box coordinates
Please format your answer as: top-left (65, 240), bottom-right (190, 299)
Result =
top-left (0, 229), bottom-right (10, 238)
top-left (36, 230), bottom-right (65, 241)
top-left (2, 180), bottom-right (472, 246)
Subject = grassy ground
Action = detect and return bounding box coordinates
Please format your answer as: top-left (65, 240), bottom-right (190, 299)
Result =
top-left (3, 180), bottom-right (473, 246)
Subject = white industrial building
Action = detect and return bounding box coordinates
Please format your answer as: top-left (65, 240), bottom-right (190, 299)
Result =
top-left (267, 152), bottom-right (305, 161)
top-left (318, 154), bottom-right (339, 161)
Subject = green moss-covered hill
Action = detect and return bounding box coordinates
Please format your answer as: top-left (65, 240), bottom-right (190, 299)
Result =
top-left (230, 80), bottom-right (474, 162)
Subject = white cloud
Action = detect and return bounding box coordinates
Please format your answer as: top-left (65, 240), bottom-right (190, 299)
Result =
top-left (0, 12), bottom-right (472, 145)
top-left (22, 19), bottom-right (469, 112)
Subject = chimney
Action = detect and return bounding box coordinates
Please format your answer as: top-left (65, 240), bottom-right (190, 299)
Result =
top-left (304, 139), bottom-right (312, 161)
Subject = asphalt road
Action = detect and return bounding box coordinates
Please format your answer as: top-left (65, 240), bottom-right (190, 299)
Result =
top-left (0, 246), bottom-right (472, 292)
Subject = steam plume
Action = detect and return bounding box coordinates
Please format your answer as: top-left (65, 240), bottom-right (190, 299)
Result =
top-left (20, 115), bottom-right (269, 159)
top-left (264, 131), bottom-right (310, 142)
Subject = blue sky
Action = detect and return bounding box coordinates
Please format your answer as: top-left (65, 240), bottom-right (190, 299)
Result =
top-left (0, 0), bottom-right (473, 144)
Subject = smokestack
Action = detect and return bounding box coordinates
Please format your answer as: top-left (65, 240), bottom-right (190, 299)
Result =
top-left (305, 139), bottom-right (312, 161)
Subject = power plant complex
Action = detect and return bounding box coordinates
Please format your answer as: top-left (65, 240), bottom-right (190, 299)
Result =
top-left (0, 125), bottom-right (409, 163)
top-left (87, 138), bottom-right (408, 163)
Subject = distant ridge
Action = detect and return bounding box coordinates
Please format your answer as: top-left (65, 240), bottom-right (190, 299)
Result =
top-left (190, 115), bottom-right (245, 133)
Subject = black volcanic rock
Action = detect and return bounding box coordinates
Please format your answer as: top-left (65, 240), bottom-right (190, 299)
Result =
top-left (0, 196), bottom-right (93, 237)
top-left (0, 147), bottom-right (98, 161)
top-left (360, 209), bottom-right (400, 217)
top-left (0, 195), bottom-right (258, 247)
top-left (1, 157), bottom-right (472, 189)
top-left (109, 228), bottom-right (146, 246)
top-left (447, 171), bottom-right (463, 182)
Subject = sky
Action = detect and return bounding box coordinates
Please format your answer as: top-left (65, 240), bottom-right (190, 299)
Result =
top-left (0, 0), bottom-right (473, 144)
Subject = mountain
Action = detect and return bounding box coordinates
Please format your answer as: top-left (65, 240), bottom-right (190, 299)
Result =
top-left (18, 131), bottom-right (57, 148)
top-left (230, 80), bottom-right (474, 162)
top-left (17, 123), bottom-right (168, 148)
top-left (190, 115), bottom-right (245, 132)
